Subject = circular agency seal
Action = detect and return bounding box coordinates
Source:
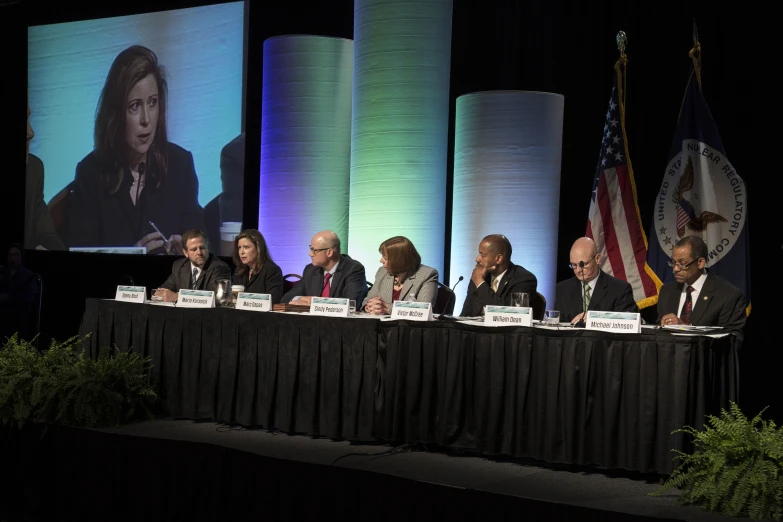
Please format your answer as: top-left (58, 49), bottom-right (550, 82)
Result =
top-left (653, 139), bottom-right (746, 266)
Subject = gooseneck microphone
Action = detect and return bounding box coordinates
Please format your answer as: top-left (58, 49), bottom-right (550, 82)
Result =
top-left (575, 261), bottom-right (588, 328)
top-left (451, 275), bottom-right (464, 292)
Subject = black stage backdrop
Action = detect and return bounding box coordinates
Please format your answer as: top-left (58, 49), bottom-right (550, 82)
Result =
top-left (2, 1), bottom-right (773, 419)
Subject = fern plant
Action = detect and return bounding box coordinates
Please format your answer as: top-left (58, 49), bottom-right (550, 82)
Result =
top-left (0, 334), bottom-right (156, 428)
top-left (652, 402), bottom-right (783, 521)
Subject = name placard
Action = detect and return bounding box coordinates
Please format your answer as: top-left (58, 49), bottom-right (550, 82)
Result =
top-left (390, 301), bottom-right (433, 321)
top-left (177, 289), bottom-right (215, 308)
top-left (485, 305), bottom-right (533, 327)
top-left (115, 285), bottom-right (146, 304)
top-left (310, 297), bottom-right (349, 317)
top-left (586, 311), bottom-right (641, 334)
top-left (236, 292), bottom-right (271, 312)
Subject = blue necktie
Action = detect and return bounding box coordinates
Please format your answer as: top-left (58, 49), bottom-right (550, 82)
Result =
top-left (191, 267), bottom-right (198, 290)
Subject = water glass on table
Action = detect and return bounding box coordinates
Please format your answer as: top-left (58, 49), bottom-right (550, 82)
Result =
top-left (544, 310), bottom-right (560, 325)
top-left (510, 292), bottom-right (529, 308)
top-left (349, 300), bottom-right (356, 314)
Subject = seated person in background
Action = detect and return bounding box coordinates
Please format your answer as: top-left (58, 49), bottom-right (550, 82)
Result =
top-left (363, 236), bottom-right (438, 315)
top-left (460, 234), bottom-right (537, 317)
top-left (555, 237), bottom-right (638, 324)
top-left (281, 230), bottom-right (367, 306)
top-left (0, 244), bottom-right (39, 341)
top-left (64, 45), bottom-right (204, 253)
top-left (232, 229), bottom-right (284, 304)
top-left (657, 236), bottom-right (746, 341)
top-left (204, 133), bottom-right (245, 250)
top-left (25, 98), bottom-right (65, 251)
top-left (155, 230), bottom-right (230, 302)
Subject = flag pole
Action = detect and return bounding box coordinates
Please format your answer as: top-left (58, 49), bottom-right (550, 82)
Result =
top-left (689, 19), bottom-right (702, 88)
top-left (612, 30), bottom-right (662, 307)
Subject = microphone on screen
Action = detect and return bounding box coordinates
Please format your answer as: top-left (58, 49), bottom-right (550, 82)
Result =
top-left (138, 161), bottom-right (146, 177)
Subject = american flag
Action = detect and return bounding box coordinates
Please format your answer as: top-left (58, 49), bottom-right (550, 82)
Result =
top-left (586, 67), bottom-right (661, 308)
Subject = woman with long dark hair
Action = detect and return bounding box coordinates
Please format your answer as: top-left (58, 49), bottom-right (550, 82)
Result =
top-left (64, 45), bottom-right (204, 253)
top-left (232, 229), bottom-right (284, 304)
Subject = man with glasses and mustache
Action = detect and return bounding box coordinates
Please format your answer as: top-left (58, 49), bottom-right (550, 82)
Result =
top-left (555, 237), bottom-right (638, 324)
top-left (657, 236), bottom-right (746, 340)
top-left (281, 230), bottom-right (367, 306)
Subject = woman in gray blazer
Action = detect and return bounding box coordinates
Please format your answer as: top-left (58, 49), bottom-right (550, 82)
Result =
top-left (363, 236), bottom-right (439, 315)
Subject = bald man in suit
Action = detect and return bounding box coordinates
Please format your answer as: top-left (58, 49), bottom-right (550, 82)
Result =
top-left (554, 237), bottom-right (638, 324)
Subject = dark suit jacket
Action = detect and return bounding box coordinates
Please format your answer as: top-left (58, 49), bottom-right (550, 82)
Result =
top-left (460, 262), bottom-right (537, 317)
top-left (64, 143), bottom-right (205, 251)
top-left (554, 270), bottom-right (638, 322)
top-left (239, 261), bottom-right (284, 305)
top-left (656, 272), bottom-right (747, 342)
top-left (281, 254), bottom-right (367, 304)
top-left (24, 154), bottom-right (65, 250)
top-left (160, 254), bottom-right (231, 294)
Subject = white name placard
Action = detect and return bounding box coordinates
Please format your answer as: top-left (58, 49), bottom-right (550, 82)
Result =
top-left (115, 285), bottom-right (146, 304)
top-left (177, 289), bottom-right (215, 308)
top-left (310, 297), bottom-right (349, 317)
top-left (485, 305), bottom-right (533, 327)
top-left (586, 311), bottom-right (641, 334)
top-left (390, 301), bottom-right (433, 321)
top-left (236, 292), bottom-right (271, 312)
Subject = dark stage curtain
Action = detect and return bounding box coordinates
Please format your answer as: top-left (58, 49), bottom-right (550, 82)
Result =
top-left (79, 299), bottom-right (739, 474)
top-left (79, 299), bottom-right (378, 440)
top-left (374, 321), bottom-right (739, 475)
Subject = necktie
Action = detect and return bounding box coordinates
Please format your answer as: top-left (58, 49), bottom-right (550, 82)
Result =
top-left (191, 267), bottom-right (198, 290)
top-left (680, 285), bottom-right (694, 324)
top-left (491, 277), bottom-right (499, 292)
top-left (321, 273), bottom-right (332, 297)
top-left (583, 284), bottom-right (592, 311)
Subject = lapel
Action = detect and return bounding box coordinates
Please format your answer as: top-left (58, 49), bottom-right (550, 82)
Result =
top-left (311, 266), bottom-right (326, 296)
top-left (400, 270), bottom-right (416, 300)
top-left (496, 265), bottom-right (515, 296)
top-left (328, 257), bottom-right (345, 296)
top-left (587, 271), bottom-right (607, 310)
top-left (179, 259), bottom-right (192, 290)
top-left (689, 273), bottom-right (714, 325)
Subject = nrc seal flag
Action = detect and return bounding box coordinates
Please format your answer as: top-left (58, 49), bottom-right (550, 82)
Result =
top-left (647, 64), bottom-right (751, 312)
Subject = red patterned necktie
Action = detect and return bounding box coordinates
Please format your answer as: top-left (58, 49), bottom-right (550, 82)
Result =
top-left (321, 273), bottom-right (332, 298)
top-left (680, 285), bottom-right (694, 324)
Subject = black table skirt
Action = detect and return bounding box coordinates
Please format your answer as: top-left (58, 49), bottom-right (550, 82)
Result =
top-left (79, 299), bottom-right (739, 474)
top-left (374, 320), bottom-right (739, 474)
top-left (79, 299), bottom-right (378, 440)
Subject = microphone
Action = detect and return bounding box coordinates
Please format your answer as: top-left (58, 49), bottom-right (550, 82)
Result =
top-left (451, 275), bottom-right (464, 292)
top-left (575, 261), bottom-right (588, 328)
top-left (138, 161), bottom-right (146, 177)
top-left (436, 276), bottom-right (464, 321)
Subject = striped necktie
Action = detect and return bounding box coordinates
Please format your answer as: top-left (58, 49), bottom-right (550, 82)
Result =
top-left (191, 267), bottom-right (198, 290)
top-left (583, 284), bottom-right (592, 311)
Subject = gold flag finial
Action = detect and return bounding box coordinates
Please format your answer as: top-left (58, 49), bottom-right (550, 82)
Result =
top-left (616, 31), bottom-right (627, 57)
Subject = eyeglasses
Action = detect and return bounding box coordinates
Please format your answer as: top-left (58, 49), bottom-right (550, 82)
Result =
top-left (568, 256), bottom-right (597, 270)
top-left (668, 258), bottom-right (699, 270)
top-left (309, 246), bottom-right (329, 254)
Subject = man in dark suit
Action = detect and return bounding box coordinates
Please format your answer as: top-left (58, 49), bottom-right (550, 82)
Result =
top-left (281, 230), bottom-right (367, 305)
top-left (25, 100), bottom-right (65, 250)
top-left (555, 237), bottom-right (638, 324)
top-left (155, 229), bottom-right (231, 302)
top-left (460, 234), bottom-right (537, 317)
top-left (657, 236), bottom-right (746, 341)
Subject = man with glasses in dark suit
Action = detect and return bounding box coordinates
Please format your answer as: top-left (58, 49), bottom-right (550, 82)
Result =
top-left (554, 237), bottom-right (638, 324)
top-left (657, 236), bottom-right (746, 341)
top-left (281, 230), bottom-right (367, 306)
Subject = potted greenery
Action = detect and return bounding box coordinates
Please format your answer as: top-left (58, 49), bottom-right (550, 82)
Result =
top-left (0, 334), bottom-right (156, 428)
top-left (653, 402), bottom-right (783, 521)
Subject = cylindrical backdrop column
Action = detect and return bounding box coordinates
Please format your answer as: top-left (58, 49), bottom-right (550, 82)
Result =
top-left (349, 0), bottom-right (453, 277)
top-left (259, 35), bottom-right (353, 275)
top-left (449, 91), bottom-right (565, 314)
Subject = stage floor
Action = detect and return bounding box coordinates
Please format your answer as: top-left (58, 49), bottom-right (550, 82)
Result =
top-left (90, 418), bottom-right (739, 522)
